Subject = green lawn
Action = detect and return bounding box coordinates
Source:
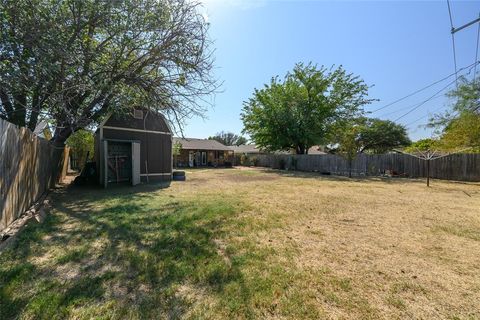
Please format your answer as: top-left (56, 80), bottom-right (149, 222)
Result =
top-left (1, 168), bottom-right (479, 319)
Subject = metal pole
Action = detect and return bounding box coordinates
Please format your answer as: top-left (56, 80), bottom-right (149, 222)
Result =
top-left (426, 158), bottom-right (430, 187)
top-left (145, 161), bottom-right (149, 183)
top-left (452, 16), bottom-right (480, 34)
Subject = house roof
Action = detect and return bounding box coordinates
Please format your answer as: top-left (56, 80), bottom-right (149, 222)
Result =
top-left (173, 137), bottom-right (231, 151)
top-left (230, 144), bottom-right (326, 155)
top-left (229, 144), bottom-right (263, 154)
top-left (33, 120), bottom-right (52, 140)
top-left (307, 146), bottom-right (327, 155)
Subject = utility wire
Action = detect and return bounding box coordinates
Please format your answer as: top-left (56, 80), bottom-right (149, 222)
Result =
top-left (475, 13), bottom-right (480, 82)
top-left (404, 100), bottom-right (451, 128)
top-left (407, 94), bottom-right (480, 130)
top-left (447, 0), bottom-right (455, 36)
top-left (389, 63), bottom-right (478, 128)
top-left (452, 36), bottom-right (459, 89)
top-left (369, 61), bottom-right (479, 114)
top-left (447, 0), bottom-right (459, 89)
top-left (379, 95), bottom-right (444, 118)
top-left (394, 78), bottom-right (458, 122)
top-left (405, 114), bottom-right (429, 128)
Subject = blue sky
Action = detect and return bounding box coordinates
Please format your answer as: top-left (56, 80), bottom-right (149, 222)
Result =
top-left (183, 0), bottom-right (480, 141)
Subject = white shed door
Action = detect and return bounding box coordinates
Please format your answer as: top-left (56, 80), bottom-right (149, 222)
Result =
top-left (132, 142), bottom-right (141, 185)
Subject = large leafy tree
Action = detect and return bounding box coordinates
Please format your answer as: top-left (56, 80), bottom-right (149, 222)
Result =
top-left (241, 63), bottom-right (374, 154)
top-left (208, 131), bottom-right (247, 146)
top-left (358, 118), bottom-right (411, 154)
top-left (0, 0), bottom-right (216, 145)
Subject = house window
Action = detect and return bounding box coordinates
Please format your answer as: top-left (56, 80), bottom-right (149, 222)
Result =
top-left (133, 109), bottom-right (143, 119)
top-left (201, 152), bottom-right (207, 165)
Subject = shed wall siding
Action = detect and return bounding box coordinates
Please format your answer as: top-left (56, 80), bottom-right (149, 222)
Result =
top-left (102, 128), bottom-right (172, 175)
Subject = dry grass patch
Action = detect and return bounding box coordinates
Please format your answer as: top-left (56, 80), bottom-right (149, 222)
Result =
top-left (1, 168), bottom-right (479, 319)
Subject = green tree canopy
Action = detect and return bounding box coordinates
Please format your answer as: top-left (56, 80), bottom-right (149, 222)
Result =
top-left (172, 141), bottom-right (182, 168)
top-left (331, 117), bottom-right (410, 176)
top-left (0, 0), bottom-right (216, 145)
top-left (430, 77), bottom-right (480, 152)
top-left (172, 141), bottom-right (183, 156)
top-left (241, 63), bottom-right (374, 154)
top-left (208, 131), bottom-right (247, 146)
top-left (358, 118), bottom-right (411, 154)
top-left (65, 129), bottom-right (94, 169)
top-left (333, 121), bottom-right (363, 177)
top-left (403, 138), bottom-right (439, 153)
top-left (440, 112), bottom-right (480, 151)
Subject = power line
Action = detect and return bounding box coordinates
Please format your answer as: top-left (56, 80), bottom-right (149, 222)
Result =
top-left (447, 0), bottom-right (454, 31)
top-left (402, 79), bottom-right (465, 127)
top-left (447, 0), bottom-right (459, 89)
top-left (406, 97), bottom-right (479, 130)
top-left (404, 101), bottom-right (451, 128)
top-left (475, 14), bottom-right (480, 82)
top-left (405, 114), bottom-right (429, 128)
top-left (451, 37), bottom-right (459, 89)
top-left (394, 78), bottom-right (458, 122)
top-left (401, 8), bottom-right (480, 130)
top-left (370, 61), bottom-right (479, 114)
top-left (379, 95), bottom-right (444, 118)
top-left (369, 60), bottom-right (479, 114)
top-left (381, 63), bottom-right (478, 127)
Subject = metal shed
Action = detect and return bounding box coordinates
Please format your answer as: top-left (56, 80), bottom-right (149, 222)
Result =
top-left (94, 109), bottom-right (172, 187)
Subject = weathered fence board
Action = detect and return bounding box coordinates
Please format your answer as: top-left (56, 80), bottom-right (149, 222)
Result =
top-left (0, 118), bottom-right (62, 231)
top-left (250, 153), bottom-right (480, 182)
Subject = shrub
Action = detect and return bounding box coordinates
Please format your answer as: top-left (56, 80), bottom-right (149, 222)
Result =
top-left (251, 157), bottom-right (258, 166)
top-left (66, 129), bottom-right (94, 171)
top-left (278, 158), bottom-right (286, 170)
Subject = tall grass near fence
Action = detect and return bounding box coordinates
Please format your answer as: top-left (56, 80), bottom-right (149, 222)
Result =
top-left (251, 153), bottom-right (480, 182)
top-left (0, 118), bottom-right (64, 231)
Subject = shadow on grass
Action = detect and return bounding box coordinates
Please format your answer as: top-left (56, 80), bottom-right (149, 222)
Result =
top-left (0, 183), bottom-right (251, 319)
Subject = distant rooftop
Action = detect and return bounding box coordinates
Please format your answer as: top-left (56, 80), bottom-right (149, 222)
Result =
top-left (307, 146), bottom-right (327, 155)
top-left (230, 144), bottom-right (326, 155)
top-left (173, 137), bottom-right (231, 151)
top-left (229, 144), bottom-right (264, 154)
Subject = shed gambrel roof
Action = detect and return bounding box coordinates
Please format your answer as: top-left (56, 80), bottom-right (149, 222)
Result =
top-left (173, 138), bottom-right (231, 151)
top-left (101, 109), bottom-right (171, 133)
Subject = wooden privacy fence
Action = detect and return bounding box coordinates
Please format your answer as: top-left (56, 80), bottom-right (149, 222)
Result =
top-left (0, 118), bottom-right (64, 232)
top-left (250, 153), bottom-right (480, 182)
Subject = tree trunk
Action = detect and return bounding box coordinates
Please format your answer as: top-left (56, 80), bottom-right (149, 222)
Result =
top-left (27, 89), bottom-right (41, 131)
top-left (296, 145), bottom-right (306, 154)
top-left (0, 89), bottom-right (14, 118)
top-left (52, 126), bottom-right (74, 147)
